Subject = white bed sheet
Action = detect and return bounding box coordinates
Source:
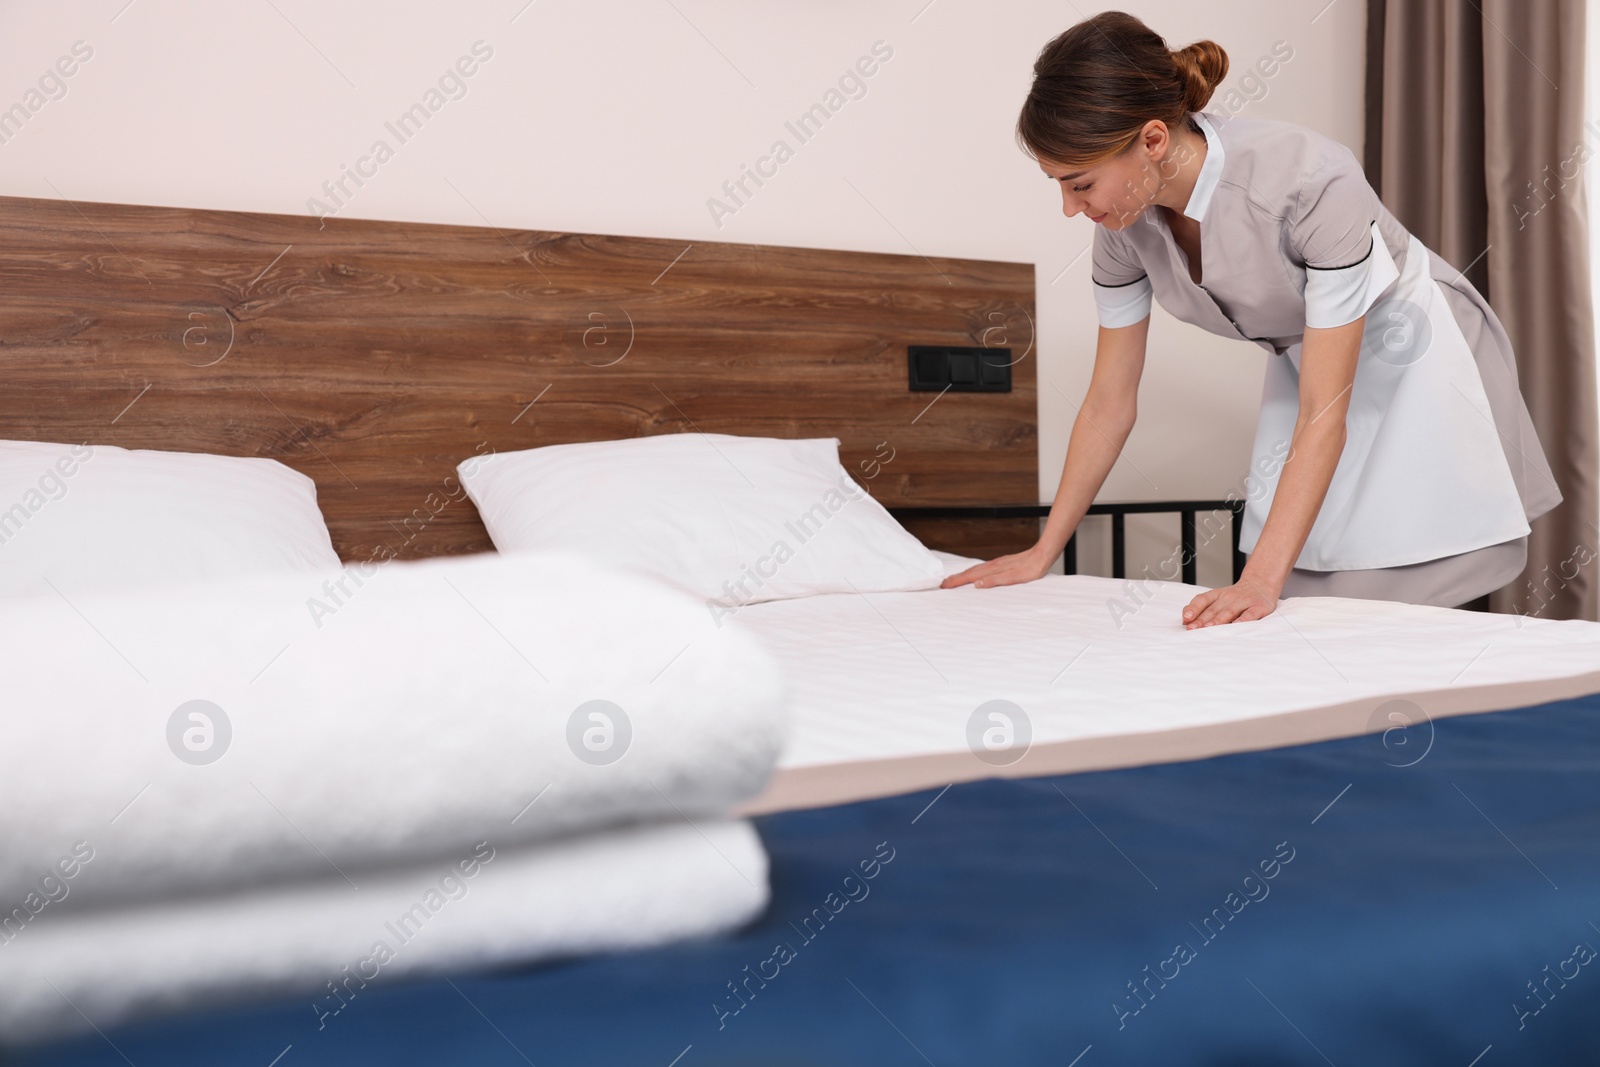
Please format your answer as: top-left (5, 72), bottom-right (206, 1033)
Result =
top-left (738, 551), bottom-right (1600, 771)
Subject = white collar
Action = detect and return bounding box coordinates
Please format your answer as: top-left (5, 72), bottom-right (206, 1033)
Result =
top-left (1181, 112), bottom-right (1224, 222)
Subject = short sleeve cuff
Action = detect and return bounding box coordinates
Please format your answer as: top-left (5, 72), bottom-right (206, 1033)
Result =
top-left (1304, 221), bottom-right (1400, 329)
top-left (1093, 275), bottom-right (1152, 328)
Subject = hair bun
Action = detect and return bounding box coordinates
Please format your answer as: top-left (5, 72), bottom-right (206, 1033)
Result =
top-left (1171, 40), bottom-right (1229, 113)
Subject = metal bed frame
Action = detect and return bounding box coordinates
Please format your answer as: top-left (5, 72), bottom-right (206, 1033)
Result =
top-left (890, 499), bottom-right (1248, 584)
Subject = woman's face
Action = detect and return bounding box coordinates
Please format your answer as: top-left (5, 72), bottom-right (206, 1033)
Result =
top-left (1039, 120), bottom-right (1189, 230)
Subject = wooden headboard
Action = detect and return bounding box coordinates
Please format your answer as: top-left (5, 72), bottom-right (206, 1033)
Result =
top-left (0, 194), bottom-right (1037, 562)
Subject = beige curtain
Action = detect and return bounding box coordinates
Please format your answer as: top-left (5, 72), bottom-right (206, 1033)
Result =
top-left (1365, 0), bottom-right (1598, 621)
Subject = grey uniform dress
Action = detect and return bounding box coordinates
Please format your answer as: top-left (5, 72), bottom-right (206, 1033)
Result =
top-left (1090, 110), bottom-right (1561, 608)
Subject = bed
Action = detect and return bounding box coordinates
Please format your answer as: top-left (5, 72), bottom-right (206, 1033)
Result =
top-left (3, 194), bottom-right (1599, 1066)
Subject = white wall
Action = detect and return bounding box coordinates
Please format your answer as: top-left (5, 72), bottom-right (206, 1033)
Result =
top-left (0, 0), bottom-right (1366, 587)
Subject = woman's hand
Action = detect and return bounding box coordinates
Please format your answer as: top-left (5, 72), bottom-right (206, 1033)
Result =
top-left (941, 545), bottom-right (1054, 590)
top-left (1181, 574), bottom-right (1281, 629)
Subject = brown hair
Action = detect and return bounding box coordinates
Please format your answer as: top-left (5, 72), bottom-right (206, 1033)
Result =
top-left (1017, 12), bottom-right (1229, 168)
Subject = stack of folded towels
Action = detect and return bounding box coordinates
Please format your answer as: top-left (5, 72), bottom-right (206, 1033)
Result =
top-left (0, 548), bottom-right (789, 1042)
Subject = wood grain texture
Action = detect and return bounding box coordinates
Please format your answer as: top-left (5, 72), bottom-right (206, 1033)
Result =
top-left (898, 517), bottom-right (1042, 562)
top-left (0, 194), bottom-right (1037, 562)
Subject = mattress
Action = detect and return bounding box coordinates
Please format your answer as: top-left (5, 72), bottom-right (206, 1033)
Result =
top-left (11, 547), bottom-right (1600, 1062)
top-left (734, 551), bottom-right (1600, 811)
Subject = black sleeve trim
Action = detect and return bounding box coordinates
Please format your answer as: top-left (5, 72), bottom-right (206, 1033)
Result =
top-left (1304, 220), bottom-right (1377, 271)
top-left (1091, 273), bottom-right (1150, 288)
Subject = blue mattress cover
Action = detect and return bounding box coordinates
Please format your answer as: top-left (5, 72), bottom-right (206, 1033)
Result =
top-left (10, 692), bottom-right (1600, 1067)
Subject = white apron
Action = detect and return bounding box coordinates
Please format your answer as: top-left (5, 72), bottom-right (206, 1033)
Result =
top-left (1236, 229), bottom-right (1532, 571)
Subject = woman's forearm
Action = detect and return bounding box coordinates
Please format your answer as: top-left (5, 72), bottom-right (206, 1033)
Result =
top-left (1035, 397), bottom-right (1136, 561)
top-left (1031, 319), bottom-right (1148, 567)
top-left (1243, 416), bottom-right (1346, 587)
top-left (1245, 320), bottom-right (1364, 589)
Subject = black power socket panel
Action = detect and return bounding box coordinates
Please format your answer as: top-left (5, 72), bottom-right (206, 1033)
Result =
top-left (907, 345), bottom-right (1013, 392)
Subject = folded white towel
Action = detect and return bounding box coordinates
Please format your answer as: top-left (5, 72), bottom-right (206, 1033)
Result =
top-left (0, 550), bottom-right (788, 909)
top-left (0, 818), bottom-right (768, 1044)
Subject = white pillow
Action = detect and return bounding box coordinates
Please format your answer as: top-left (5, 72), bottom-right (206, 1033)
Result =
top-left (0, 439), bottom-right (341, 598)
top-left (458, 434), bottom-right (945, 615)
